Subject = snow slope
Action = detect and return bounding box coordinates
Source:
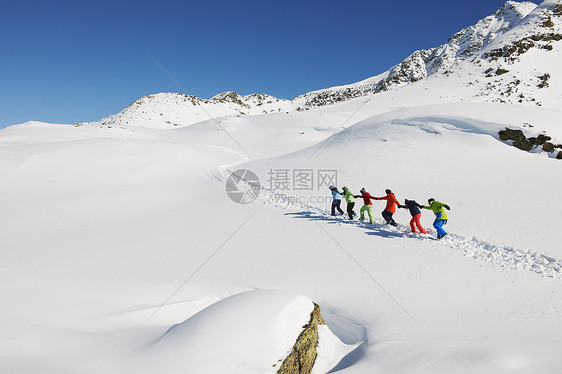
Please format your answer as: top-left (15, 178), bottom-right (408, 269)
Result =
top-left (2, 1), bottom-right (562, 373)
top-left (2, 102), bottom-right (562, 374)
top-left (150, 290), bottom-right (314, 373)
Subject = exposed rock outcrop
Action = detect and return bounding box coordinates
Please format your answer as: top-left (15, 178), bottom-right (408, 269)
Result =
top-left (499, 127), bottom-right (562, 158)
top-left (276, 303), bottom-right (326, 374)
top-left (484, 33), bottom-right (562, 62)
top-left (499, 127), bottom-right (533, 150)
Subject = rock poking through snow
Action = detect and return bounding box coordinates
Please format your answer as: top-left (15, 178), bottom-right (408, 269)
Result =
top-left (277, 303), bottom-right (326, 374)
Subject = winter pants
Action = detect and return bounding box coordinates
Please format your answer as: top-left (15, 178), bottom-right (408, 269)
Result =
top-left (410, 213), bottom-right (427, 234)
top-left (433, 218), bottom-right (447, 237)
top-left (331, 199), bottom-right (344, 216)
top-left (360, 205), bottom-right (374, 224)
top-left (381, 210), bottom-right (397, 226)
top-left (346, 202), bottom-right (355, 219)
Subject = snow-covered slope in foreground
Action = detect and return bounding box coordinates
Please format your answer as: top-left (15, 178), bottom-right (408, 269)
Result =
top-left (151, 290), bottom-right (311, 373)
top-left (149, 290), bottom-right (363, 373)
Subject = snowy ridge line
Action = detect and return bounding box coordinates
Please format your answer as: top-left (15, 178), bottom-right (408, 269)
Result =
top-left (216, 168), bottom-right (562, 279)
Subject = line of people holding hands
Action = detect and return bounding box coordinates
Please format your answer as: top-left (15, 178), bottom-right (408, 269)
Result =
top-left (329, 186), bottom-right (451, 239)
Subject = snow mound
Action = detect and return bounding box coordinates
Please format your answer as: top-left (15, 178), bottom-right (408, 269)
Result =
top-left (149, 290), bottom-right (368, 373)
top-left (151, 290), bottom-right (314, 373)
top-left (313, 311), bottom-right (367, 374)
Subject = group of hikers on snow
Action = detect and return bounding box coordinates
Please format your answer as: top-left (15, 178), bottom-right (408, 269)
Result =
top-left (329, 186), bottom-right (451, 239)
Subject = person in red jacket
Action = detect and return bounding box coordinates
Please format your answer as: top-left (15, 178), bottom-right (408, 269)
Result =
top-left (354, 188), bottom-right (377, 224)
top-left (375, 189), bottom-right (400, 227)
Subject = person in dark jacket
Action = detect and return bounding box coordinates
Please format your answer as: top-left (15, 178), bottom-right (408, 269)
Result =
top-left (329, 186), bottom-right (344, 216)
top-left (398, 199), bottom-right (428, 234)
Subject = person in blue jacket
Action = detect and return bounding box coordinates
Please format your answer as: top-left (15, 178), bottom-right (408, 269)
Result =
top-left (329, 186), bottom-right (344, 216)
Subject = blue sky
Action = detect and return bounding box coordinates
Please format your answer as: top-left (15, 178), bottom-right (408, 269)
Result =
top-left (0, 0), bottom-right (539, 128)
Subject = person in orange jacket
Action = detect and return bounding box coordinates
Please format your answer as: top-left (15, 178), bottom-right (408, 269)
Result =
top-left (375, 189), bottom-right (400, 226)
top-left (398, 199), bottom-right (428, 234)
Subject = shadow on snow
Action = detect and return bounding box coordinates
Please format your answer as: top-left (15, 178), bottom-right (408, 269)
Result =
top-left (285, 211), bottom-right (408, 240)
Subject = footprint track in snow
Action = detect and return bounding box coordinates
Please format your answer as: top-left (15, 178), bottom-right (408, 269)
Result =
top-left (217, 168), bottom-right (562, 279)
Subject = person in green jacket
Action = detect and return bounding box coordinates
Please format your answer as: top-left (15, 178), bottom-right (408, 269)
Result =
top-left (422, 198), bottom-right (450, 239)
top-left (341, 186), bottom-right (356, 219)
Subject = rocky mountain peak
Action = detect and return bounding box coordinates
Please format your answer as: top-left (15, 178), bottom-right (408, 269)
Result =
top-left (293, 0), bottom-right (562, 110)
top-left (210, 91), bottom-right (242, 103)
top-left (91, 1), bottom-right (561, 128)
top-left (495, 1), bottom-right (538, 19)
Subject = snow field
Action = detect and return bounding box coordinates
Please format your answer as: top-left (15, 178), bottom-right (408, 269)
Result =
top-left (2, 1), bottom-right (562, 369)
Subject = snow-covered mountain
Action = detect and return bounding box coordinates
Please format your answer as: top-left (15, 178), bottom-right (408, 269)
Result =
top-left (94, 91), bottom-right (294, 129)
top-left (92, 0), bottom-right (562, 130)
top-left (295, 0), bottom-right (561, 109)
